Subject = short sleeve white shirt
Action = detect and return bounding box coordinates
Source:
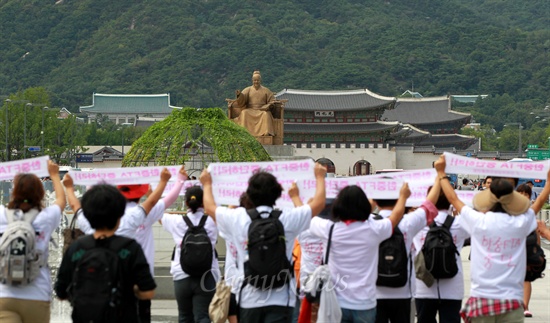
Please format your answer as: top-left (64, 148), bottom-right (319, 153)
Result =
top-left (77, 202), bottom-right (146, 238)
top-left (215, 205), bottom-right (312, 309)
top-left (0, 205), bottom-right (62, 301)
top-left (135, 200), bottom-right (166, 275)
top-left (297, 229), bottom-right (324, 290)
top-left (219, 230), bottom-right (242, 295)
top-left (375, 208), bottom-right (427, 299)
top-left (310, 216), bottom-right (392, 310)
top-left (161, 209), bottom-right (220, 282)
top-left (460, 206), bottom-right (536, 300)
top-left (412, 211), bottom-right (470, 300)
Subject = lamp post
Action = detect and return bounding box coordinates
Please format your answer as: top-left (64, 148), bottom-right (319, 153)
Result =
top-left (4, 99), bottom-right (9, 161)
top-left (119, 123), bottom-right (133, 157)
top-left (41, 106), bottom-right (48, 155)
top-left (23, 102), bottom-right (31, 159)
top-left (504, 122), bottom-right (523, 157)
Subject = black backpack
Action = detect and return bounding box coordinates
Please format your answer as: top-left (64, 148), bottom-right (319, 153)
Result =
top-left (244, 209), bottom-right (291, 290)
top-left (68, 235), bottom-right (132, 323)
top-left (374, 215), bottom-right (409, 287)
top-left (525, 230), bottom-right (546, 282)
top-left (422, 215), bottom-right (459, 279)
top-left (180, 215), bottom-right (213, 277)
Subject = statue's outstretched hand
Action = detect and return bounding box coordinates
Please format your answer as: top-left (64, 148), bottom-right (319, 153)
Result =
top-left (235, 90), bottom-right (241, 96)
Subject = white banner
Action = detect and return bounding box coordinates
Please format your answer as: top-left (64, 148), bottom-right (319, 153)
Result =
top-left (207, 159), bottom-right (315, 183)
top-left (369, 168), bottom-right (436, 187)
top-left (0, 156), bottom-right (50, 181)
top-left (325, 177), bottom-right (403, 199)
top-left (152, 180), bottom-right (202, 197)
top-left (69, 165), bottom-right (182, 186)
top-left (206, 159), bottom-right (317, 208)
top-left (406, 185), bottom-right (478, 207)
top-left (157, 176), bottom-right (402, 206)
top-left (444, 152), bottom-right (550, 179)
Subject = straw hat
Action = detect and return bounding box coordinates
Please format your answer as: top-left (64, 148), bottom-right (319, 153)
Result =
top-left (472, 189), bottom-right (530, 215)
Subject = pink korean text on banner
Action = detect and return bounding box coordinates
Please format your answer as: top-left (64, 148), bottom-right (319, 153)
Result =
top-left (69, 165), bottom-right (182, 186)
top-left (325, 176), bottom-right (403, 199)
top-left (0, 156), bottom-right (50, 181)
top-left (370, 168), bottom-right (436, 187)
top-left (207, 159), bottom-right (315, 183)
top-left (212, 177), bottom-right (317, 208)
top-left (405, 186), bottom-right (478, 207)
top-left (207, 160), bottom-right (316, 208)
top-left (443, 152), bottom-right (550, 179)
top-left (151, 180), bottom-right (202, 197)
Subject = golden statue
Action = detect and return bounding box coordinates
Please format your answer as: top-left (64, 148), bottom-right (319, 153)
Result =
top-left (228, 70), bottom-right (276, 136)
top-left (227, 70), bottom-right (286, 145)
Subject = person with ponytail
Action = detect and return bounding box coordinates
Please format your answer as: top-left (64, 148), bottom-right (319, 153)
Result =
top-left (162, 183), bottom-right (219, 323)
top-left (0, 161), bottom-right (66, 322)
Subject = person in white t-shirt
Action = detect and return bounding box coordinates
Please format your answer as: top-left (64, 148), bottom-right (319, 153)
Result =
top-left (221, 192), bottom-right (256, 323)
top-left (200, 164), bottom-right (327, 323)
top-left (68, 168), bottom-right (172, 239)
top-left (64, 167), bottom-right (173, 323)
top-left (296, 198), bottom-right (333, 323)
top-left (308, 183), bottom-right (415, 323)
top-left (162, 185), bottom-right (219, 323)
top-left (133, 166), bottom-right (187, 323)
top-left (0, 161), bottom-right (66, 323)
top-left (372, 179), bottom-right (440, 323)
top-left (435, 154), bottom-right (550, 322)
top-left (412, 186), bottom-right (470, 323)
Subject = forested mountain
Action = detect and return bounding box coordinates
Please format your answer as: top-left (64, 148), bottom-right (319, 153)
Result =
top-left (0, 0), bottom-right (548, 116)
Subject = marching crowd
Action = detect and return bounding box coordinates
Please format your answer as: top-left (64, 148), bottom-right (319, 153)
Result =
top-left (0, 154), bottom-right (549, 323)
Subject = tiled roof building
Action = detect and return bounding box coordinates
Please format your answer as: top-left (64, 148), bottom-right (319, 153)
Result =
top-left (276, 89), bottom-right (475, 149)
top-left (80, 93), bottom-right (181, 124)
top-left (276, 89), bottom-right (410, 144)
top-left (382, 96), bottom-right (475, 149)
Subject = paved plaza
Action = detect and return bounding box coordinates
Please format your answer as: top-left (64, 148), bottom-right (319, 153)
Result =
top-left (51, 222), bottom-right (550, 322)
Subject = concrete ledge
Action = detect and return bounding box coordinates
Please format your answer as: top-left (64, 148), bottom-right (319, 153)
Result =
top-left (263, 144), bottom-right (294, 157)
top-left (154, 267), bottom-right (175, 299)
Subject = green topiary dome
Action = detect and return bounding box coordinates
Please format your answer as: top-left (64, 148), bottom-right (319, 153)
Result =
top-left (122, 108), bottom-right (271, 170)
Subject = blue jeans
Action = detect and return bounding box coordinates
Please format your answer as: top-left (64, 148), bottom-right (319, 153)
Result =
top-left (341, 307), bottom-right (377, 323)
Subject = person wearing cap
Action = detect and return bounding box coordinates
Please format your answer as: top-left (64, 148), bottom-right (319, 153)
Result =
top-left (63, 167), bottom-right (180, 323)
top-left (65, 168), bottom-right (172, 238)
top-left (434, 154), bottom-right (550, 323)
top-left (130, 166), bottom-right (188, 323)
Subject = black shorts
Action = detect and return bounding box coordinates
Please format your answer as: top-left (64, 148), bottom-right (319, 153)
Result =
top-left (229, 293), bottom-right (238, 316)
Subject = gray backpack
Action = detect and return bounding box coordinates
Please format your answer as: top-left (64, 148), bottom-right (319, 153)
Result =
top-left (0, 208), bottom-right (43, 286)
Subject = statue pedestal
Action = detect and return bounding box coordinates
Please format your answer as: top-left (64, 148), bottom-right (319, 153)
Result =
top-left (256, 136), bottom-right (273, 145)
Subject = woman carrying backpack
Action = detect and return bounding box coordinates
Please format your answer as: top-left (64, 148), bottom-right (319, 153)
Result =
top-left (0, 161), bottom-right (66, 323)
top-left (161, 185), bottom-right (219, 323)
top-left (308, 183), bottom-right (417, 323)
top-left (435, 155), bottom-right (550, 322)
top-left (412, 185), bottom-right (470, 323)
